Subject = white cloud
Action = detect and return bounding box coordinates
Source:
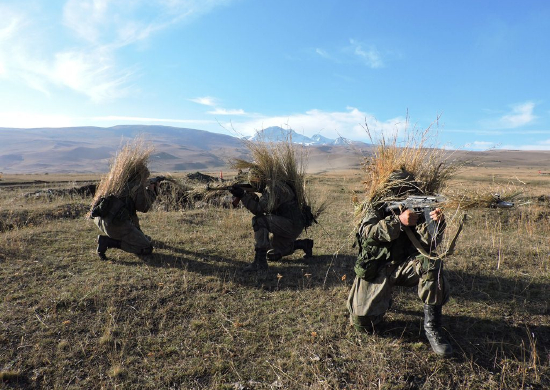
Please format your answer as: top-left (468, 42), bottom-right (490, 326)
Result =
top-left (224, 107), bottom-right (406, 140)
top-left (464, 141), bottom-right (496, 151)
top-left (190, 96), bottom-right (218, 106)
top-left (499, 102), bottom-right (536, 128)
top-left (207, 108), bottom-right (246, 116)
top-left (0, 1), bottom-right (234, 102)
top-left (349, 39), bottom-right (383, 68)
top-left (0, 112), bottom-right (75, 128)
top-left (93, 115), bottom-right (216, 126)
top-left (485, 101), bottom-right (537, 129)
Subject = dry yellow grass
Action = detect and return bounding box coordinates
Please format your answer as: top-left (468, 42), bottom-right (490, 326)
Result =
top-left (92, 137), bottom-right (154, 208)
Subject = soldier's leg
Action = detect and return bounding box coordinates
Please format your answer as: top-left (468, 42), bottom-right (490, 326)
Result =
top-left (118, 226), bottom-right (154, 256)
top-left (265, 216), bottom-right (302, 261)
top-left (347, 263), bottom-right (397, 333)
top-left (243, 216), bottom-right (269, 272)
top-left (415, 256), bottom-right (452, 357)
top-left (99, 219), bottom-right (153, 256)
top-left (94, 218), bottom-right (122, 260)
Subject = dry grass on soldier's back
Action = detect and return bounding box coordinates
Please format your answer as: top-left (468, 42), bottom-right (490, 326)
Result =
top-left (0, 168), bottom-right (548, 390)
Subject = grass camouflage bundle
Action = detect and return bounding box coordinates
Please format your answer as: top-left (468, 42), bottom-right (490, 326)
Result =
top-left (354, 120), bottom-right (521, 225)
top-left (354, 122), bottom-right (459, 223)
top-left (230, 136), bottom-right (314, 215)
top-left (90, 137), bottom-right (154, 212)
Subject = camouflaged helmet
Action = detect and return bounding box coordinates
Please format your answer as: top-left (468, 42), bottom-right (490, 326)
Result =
top-left (387, 168), bottom-right (419, 196)
top-left (247, 167), bottom-right (266, 192)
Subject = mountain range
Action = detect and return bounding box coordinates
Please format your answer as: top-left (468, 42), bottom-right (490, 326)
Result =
top-left (0, 125), bottom-right (369, 174)
top-left (2, 125), bottom-right (550, 174)
top-left (246, 126), bottom-right (356, 146)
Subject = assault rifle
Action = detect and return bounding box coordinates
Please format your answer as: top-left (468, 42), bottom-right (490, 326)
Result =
top-left (148, 176), bottom-right (167, 185)
top-left (205, 182), bottom-right (256, 193)
top-left (490, 194), bottom-right (514, 209)
top-left (386, 195), bottom-right (447, 238)
top-left (206, 183), bottom-right (256, 207)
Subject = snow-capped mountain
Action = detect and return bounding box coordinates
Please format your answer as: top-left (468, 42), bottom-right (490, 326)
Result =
top-left (247, 126), bottom-right (349, 146)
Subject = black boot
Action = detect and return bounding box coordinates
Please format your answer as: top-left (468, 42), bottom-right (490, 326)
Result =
top-left (424, 304), bottom-right (453, 357)
top-left (96, 235), bottom-right (121, 260)
top-left (243, 248), bottom-right (268, 272)
top-left (293, 239), bottom-right (314, 258)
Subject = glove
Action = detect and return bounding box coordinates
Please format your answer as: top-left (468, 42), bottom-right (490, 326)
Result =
top-left (229, 185), bottom-right (245, 198)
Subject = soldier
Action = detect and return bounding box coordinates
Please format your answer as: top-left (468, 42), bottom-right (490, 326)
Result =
top-left (347, 169), bottom-right (453, 357)
top-left (230, 172), bottom-right (314, 272)
top-left (89, 140), bottom-right (159, 261)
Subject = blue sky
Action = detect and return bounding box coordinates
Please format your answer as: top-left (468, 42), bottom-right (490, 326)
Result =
top-left (1, 0), bottom-right (549, 150)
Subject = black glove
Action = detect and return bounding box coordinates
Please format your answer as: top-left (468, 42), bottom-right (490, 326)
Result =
top-left (229, 185), bottom-right (245, 198)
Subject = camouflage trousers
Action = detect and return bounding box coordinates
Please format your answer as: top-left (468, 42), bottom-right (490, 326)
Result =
top-left (347, 256), bottom-right (449, 330)
top-left (252, 215), bottom-right (303, 258)
top-left (94, 217), bottom-right (153, 255)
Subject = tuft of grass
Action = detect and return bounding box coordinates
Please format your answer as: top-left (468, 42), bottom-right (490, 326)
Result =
top-left (91, 136), bottom-right (154, 212)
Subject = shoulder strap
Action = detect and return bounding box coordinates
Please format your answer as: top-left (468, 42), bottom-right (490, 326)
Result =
top-left (403, 214), bottom-right (466, 260)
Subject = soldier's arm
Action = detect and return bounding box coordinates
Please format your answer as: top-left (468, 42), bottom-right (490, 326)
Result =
top-left (133, 186), bottom-right (157, 213)
top-left (240, 191), bottom-right (267, 215)
top-left (362, 207), bottom-right (403, 244)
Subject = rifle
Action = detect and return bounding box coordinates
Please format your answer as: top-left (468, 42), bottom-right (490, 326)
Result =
top-left (148, 176), bottom-right (167, 185)
top-left (386, 195), bottom-right (447, 238)
top-left (490, 194), bottom-right (514, 208)
top-left (205, 183), bottom-right (256, 193)
top-left (206, 183), bottom-right (256, 207)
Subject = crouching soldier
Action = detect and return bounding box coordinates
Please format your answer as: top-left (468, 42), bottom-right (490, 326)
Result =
top-left (230, 172), bottom-right (314, 272)
top-left (89, 141), bottom-right (159, 260)
top-left (347, 169), bottom-right (454, 357)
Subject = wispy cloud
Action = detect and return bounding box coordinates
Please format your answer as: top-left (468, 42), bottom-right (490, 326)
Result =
top-left (0, 1), bottom-right (234, 102)
top-left (484, 101), bottom-right (537, 129)
top-left (349, 39), bottom-right (383, 68)
top-left (93, 115), bottom-right (217, 125)
top-left (189, 96), bottom-right (218, 106)
top-left (464, 141), bottom-right (496, 151)
top-left (207, 108), bottom-right (246, 116)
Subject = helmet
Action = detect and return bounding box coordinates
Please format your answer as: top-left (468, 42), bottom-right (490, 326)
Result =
top-left (387, 169), bottom-right (419, 196)
top-left (247, 167), bottom-right (266, 192)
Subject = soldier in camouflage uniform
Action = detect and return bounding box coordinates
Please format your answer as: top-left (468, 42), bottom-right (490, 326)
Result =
top-left (347, 170), bottom-right (453, 357)
top-left (92, 170), bottom-right (159, 260)
top-left (230, 179), bottom-right (313, 272)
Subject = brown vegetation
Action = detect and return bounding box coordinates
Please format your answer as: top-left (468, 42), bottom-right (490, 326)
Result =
top-left (0, 168), bottom-right (549, 389)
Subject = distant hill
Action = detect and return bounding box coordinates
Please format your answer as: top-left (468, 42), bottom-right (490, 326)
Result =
top-left (2, 125), bottom-right (550, 174)
top-left (0, 125), bottom-right (370, 174)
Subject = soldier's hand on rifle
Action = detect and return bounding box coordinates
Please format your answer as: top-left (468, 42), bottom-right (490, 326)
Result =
top-left (399, 208), bottom-right (419, 226)
top-left (229, 185), bottom-right (245, 198)
top-left (429, 208), bottom-right (444, 222)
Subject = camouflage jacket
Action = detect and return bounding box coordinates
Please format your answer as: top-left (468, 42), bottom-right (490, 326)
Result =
top-left (355, 203), bottom-right (446, 280)
top-left (241, 182), bottom-right (304, 228)
top-left (95, 180), bottom-right (157, 226)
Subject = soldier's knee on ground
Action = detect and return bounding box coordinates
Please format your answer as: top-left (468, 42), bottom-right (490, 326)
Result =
top-left (349, 313), bottom-right (384, 333)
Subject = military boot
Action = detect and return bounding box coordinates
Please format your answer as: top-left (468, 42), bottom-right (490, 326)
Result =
top-left (243, 248), bottom-right (268, 272)
top-left (424, 304), bottom-right (453, 357)
top-left (97, 235), bottom-right (121, 260)
top-left (293, 239), bottom-right (314, 258)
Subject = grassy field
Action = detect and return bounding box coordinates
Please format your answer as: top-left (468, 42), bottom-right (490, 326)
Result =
top-left (0, 168), bottom-right (549, 389)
